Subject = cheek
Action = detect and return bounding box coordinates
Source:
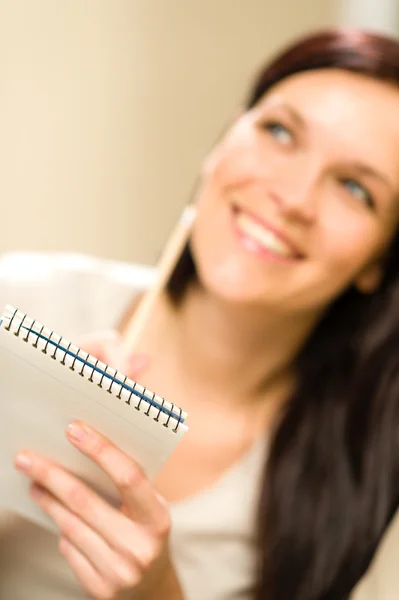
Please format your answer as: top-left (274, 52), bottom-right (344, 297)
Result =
top-left (318, 211), bottom-right (381, 279)
top-left (200, 134), bottom-right (271, 197)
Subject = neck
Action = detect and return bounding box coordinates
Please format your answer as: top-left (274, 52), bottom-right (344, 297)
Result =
top-left (165, 281), bottom-right (322, 408)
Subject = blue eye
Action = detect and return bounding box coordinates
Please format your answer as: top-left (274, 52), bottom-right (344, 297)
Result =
top-left (341, 178), bottom-right (375, 208)
top-left (263, 121), bottom-right (293, 145)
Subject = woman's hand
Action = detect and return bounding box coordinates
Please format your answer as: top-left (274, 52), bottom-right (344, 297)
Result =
top-left (77, 329), bottom-right (150, 377)
top-left (13, 332), bottom-right (182, 599)
top-left (14, 422), bottom-right (183, 600)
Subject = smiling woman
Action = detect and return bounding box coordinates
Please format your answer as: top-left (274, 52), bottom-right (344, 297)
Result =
top-left (165, 27), bottom-right (399, 600)
top-left (186, 68), bottom-right (399, 311)
top-left (2, 26), bottom-right (399, 600)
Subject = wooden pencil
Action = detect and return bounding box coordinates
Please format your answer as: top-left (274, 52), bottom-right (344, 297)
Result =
top-left (122, 204), bottom-right (196, 351)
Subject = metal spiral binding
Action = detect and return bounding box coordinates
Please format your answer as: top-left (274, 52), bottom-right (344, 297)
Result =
top-left (4, 307), bottom-right (18, 331)
top-left (33, 325), bottom-right (45, 348)
top-left (107, 370), bottom-right (117, 393)
top-left (164, 406), bottom-right (174, 429)
top-left (51, 335), bottom-right (61, 360)
top-left (154, 397), bottom-right (165, 423)
top-left (79, 353), bottom-right (89, 376)
top-left (2, 307), bottom-right (184, 432)
top-left (23, 318), bottom-right (36, 342)
top-left (117, 375), bottom-right (128, 399)
top-left (16, 313), bottom-right (28, 336)
top-left (43, 331), bottom-right (54, 355)
top-left (125, 384), bottom-right (136, 406)
top-left (61, 342), bottom-right (72, 365)
top-left (135, 387), bottom-right (144, 411)
top-left (144, 391), bottom-right (154, 416)
top-left (70, 348), bottom-right (81, 371)
top-left (88, 358), bottom-right (99, 382)
top-left (173, 407), bottom-right (183, 433)
top-left (98, 363), bottom-right (109, 388)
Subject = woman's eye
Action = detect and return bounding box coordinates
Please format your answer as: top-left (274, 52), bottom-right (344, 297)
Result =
top-left (263, 121), bottom-right (293, 145)
top-left (340, 178), bottom-right (375, 209)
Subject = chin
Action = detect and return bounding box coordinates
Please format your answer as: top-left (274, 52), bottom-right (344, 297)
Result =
top-left (195, 256), bottom-right (271, 306)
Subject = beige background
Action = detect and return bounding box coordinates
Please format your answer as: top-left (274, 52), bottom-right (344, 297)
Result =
top-left (0, 0), bottom-right (337, 265)
top-left (0, 3), bottom-right (399, 597)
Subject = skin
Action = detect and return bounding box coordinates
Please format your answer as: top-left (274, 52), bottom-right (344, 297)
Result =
top-left (13, 69), bottom-right (399, 599)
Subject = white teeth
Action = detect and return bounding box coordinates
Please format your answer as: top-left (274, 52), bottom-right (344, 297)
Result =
top-left (235, 212), bottom-right (295, 258)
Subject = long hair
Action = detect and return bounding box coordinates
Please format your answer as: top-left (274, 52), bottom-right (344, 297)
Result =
top-left (168, 28), bottom-right (399, 599)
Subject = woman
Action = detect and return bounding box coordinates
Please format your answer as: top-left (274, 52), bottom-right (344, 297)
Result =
top-left (3, 26), bottom-right (399, 600)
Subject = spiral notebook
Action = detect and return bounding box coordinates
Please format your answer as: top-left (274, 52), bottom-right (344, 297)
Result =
top-left (0, 305), bottom-right (188, 531)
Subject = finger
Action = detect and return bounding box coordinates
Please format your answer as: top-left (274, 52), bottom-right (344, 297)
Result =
top-left (30, 484), bottom-right (138, 584)
top-left (15, 451), bottom-right (146, 553)
top-left (65, 421), bottom-right (169, 530)
top-left (78, 330), bottom-right (122, 367)
top-left (58, 536), bottom-right (115, 600)
top-left (77, 330), bottom-right (150, 377)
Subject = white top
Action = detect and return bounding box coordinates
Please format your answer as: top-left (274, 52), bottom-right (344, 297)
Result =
top-left (0, 436), bottom-right (265, 600)
top-left (0, 251), bottom-right (397, 600)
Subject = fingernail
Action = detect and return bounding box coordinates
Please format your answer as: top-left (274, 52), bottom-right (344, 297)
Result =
top-left (15, 452), bottom-right (32, 472)
top-left (67, 422), bottom-right (88, 442)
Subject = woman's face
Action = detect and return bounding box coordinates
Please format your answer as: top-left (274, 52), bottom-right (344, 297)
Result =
top-left (190, 68), bottom-right (399, 315)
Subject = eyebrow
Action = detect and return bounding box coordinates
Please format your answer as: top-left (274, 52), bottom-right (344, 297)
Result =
top-left (277, 103), bottom-right (306, 128)
top-left (346, 162), bottom-right (394, 191)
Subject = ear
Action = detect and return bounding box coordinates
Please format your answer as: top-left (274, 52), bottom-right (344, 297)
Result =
top-left (354, 262), bottom-right (383, 294)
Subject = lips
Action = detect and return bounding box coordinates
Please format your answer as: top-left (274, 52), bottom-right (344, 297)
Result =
top-left (231, 205), bottom-right (303, 260)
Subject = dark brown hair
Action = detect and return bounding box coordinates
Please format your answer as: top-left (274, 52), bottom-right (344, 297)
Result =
top-left (168, 27), bottom-right (399, 599)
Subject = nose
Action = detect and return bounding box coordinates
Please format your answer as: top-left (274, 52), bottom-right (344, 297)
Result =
top-left (271, 157), bottom-right (320, 224)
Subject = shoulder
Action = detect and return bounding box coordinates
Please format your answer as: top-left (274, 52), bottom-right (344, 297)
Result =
top-left (0, 251), bottom-right (156, 336)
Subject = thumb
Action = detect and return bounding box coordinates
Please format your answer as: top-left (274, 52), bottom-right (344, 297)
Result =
top-left (77, 330), bottom-right (150, 379)
top-left (125, 352), bottom-right (151, 380)
top-left (102, 337), bottom-right (151, 380)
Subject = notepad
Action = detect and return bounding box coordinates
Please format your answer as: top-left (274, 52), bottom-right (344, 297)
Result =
top-left (0, 305), bottom-right (187, 531)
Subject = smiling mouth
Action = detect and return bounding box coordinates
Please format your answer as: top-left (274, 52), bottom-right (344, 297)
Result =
top-left (231, 206), bottom-right (303, 260)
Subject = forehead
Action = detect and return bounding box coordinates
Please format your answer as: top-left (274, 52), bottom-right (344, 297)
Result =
top-left (258, 69), bottom-right (399, 163)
